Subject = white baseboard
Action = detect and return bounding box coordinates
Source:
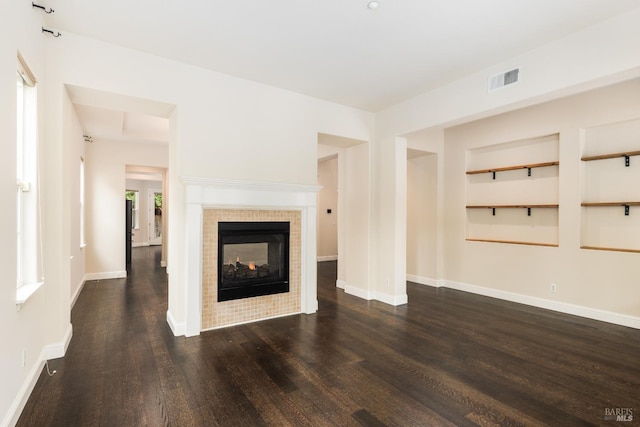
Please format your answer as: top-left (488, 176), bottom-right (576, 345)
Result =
top-left (84, 271), bottom-right (127, 281)
top-left (167, 310), bottom-right (186, 336)
top-left (444, 279), bottom-right (640, 330)
top-left (336, 279), bottom-right (346, 289)
top-left (344, 284), bottom-right (408, 306)
top-left (345, 284), bottom-right (373, 300)
top-left (132, 242), bottom-right (150, 247)
top-left (317, 255), bottom-right (338, 262)
top-left (45, 323), bottom-right (73, 360)
top-left (3, 351), bottom-right (46, 427)
top-left (375, 291), bottom-right (408, 306)
top-left (71, 276), bottom-right (86, 309)
top-left (406, 274), bottom-right (440, 287)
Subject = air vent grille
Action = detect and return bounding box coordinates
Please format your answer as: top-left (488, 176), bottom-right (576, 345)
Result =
top-left (488, 67), bottom-right (520, 92)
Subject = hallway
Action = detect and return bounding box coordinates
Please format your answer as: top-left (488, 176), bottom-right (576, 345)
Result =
top-left (18, 247), bottom-right (640, 426)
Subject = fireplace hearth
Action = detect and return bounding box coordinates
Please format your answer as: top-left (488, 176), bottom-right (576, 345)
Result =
top-left (217, 221), bottom-right (290, 302)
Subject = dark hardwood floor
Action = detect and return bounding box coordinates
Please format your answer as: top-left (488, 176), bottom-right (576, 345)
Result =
top-left (18, 247), bottom-right (640, 426)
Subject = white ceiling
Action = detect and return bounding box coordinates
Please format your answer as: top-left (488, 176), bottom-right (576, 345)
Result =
top-left (65, 84), bottom-right (172, 145)
top-left (46, 0), bottom-right (640, 113)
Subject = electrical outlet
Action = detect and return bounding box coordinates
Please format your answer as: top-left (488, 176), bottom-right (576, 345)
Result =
top-left (550, 283), bottom-right (557, 293)
top-left (21, 348), bottom-right (27, 368)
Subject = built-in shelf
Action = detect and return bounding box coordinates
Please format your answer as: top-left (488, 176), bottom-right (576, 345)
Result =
top-left (466, 161), bottom-right (559, 176)
top-left (466, 204), bottom-right (558, 216)
top-left (466, 204), bottom-right (559, 209)
top-left (581, 246), bottom-right (640, 254)
top-left (581, 201), bottom-right (640, 216)
top-left (466, 238), bottom-right (558, 247)
top-left (581, 150), bottom-right (640, 162)
top-left (581, 202), bottom-right (640, 207)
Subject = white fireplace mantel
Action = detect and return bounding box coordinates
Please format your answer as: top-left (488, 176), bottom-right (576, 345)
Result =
top-left (180, 176), bottom-right (321, 337)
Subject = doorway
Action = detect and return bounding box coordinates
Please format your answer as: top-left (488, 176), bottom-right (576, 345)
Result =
top-left (149, 189), bottom-right (163, 246)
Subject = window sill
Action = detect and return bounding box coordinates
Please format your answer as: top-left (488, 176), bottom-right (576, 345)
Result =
top-left (16, 281), bottom-right (44, 311)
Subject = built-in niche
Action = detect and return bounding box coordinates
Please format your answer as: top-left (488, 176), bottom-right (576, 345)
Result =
top-left (465, 134), bottom-right (560, 246)
top-left (581, 118), bottom-right (640, 253)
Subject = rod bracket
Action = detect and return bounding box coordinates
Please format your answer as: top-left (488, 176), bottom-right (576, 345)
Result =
top-left (32, 2), bottom-right (54, 13)
top-left (625, 205), bottom-right (630, 216)
top-left (527, 167), bottom-right (532, 177)
top-left (625, 155), bottom-right (630, 167)
top-left (42, 27), bottom-right (62, 37)
top-left (492, 171), bottom-right (496, 180)
top-left (492, 208), bottom-right (496, 216)
top-left (527, 207), bottom-right (531, 216)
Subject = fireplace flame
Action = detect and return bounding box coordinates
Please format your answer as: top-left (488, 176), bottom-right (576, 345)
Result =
top-left (249, 262), bottom-right (256, 270)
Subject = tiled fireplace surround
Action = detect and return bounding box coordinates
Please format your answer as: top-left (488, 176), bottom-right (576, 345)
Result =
top-left (182, 177), bottom-right (320, 336)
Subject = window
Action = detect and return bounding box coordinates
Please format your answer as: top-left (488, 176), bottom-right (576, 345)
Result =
top-left (80, 157), bottom-right (86, 247)
top-left (16, 53), bottom-right (43, 304)
top-left (125, 190), bottom-right (140, 229)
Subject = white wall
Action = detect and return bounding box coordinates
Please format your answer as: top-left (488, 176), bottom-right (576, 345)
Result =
top-left (372, 8), bottom-right (640, 305)
top-left (43, 32), bottom-right (373, 335)
top-left (85, 140), bottom-right (168, 277)
top-left (317, 157), bottom-right (338, 260)
top-left (0, 2), bottom-right (55, 427)
top-left (443, 79), bottom-right (640, 320)
top-left (63, 88), bottom-right (87, 307)
top-left (406, 153), bottom-right (438, 282)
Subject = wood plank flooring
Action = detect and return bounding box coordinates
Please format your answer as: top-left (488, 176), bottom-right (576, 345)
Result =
top-left (18, 247), bottom-right (640, 426)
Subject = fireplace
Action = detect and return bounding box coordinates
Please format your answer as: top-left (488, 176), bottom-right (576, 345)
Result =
top-left (217, 221), bottom-right (290, 302)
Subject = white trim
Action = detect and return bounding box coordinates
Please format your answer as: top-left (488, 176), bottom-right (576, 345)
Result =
top-left (167, 310), bottom-right (185, 336)
top-left (181, 176), bottom-right (320, 336)
top-left (160, 260), bottom-right (167, 268)
top-left (345, 285), bottom-right (373, 300)
top-left (336, 279), bottom-right (346, 289)
top-left (344, 284), bottom-right (408, 306)
top-left (406, 274), bottom-right (439, 287)
top-left (71, 276), bottom-right (86, 309)
top-left (375, 291), bottom-right (408, 306)
top-left (181, 176), bottom-right (321, 194)
top-left (84, 271), bottom-right (127, 281)
top-left (132, 242), bottom-right (150, 247)
top-left (201, 311), bottom-right (301, 332)
top-left (445, 280), bottom-right (640, 330)
top-left (45, 323), bottom-right (73, 359)
top-left (15, 281), bottom-right (44, 309)
top-left (317, 255), bottom-right (338, 262)
top-left (3, 351), bottom-right (45, 427)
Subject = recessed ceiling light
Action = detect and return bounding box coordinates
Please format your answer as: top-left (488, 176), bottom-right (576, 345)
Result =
top-left (367, 1), bottom-right (380, 10)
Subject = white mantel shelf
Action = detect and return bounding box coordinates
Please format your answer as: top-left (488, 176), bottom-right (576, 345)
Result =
top-left (180, 176), bottom-right (321, 337)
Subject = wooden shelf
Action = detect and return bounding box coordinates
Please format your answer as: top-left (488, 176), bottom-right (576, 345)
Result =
top-left (466, 238), bottom-right (558, 247)
top-left (466, 161), bottom-right (559, 175)
top-left (581, 246), bottom-right (640, 254)
top-left (466, 204), bottom-right (559, 209)
top-left (581, 202), bottom-right (640, 207)
top-left (581, 151), bottom-right (640, 162)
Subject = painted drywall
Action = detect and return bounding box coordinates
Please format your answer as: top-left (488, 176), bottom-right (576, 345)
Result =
top-left (63, 87), bottom-right (87, 307)
top-left (317, 157), bottom-right (338, 259)
top-left (0, 2), bottom-right (54, 427)
top-left (443, 79), bottom-right (640, 317)
top-left (85, 140), bottom-right (168, 276)
top-left (371, 7), bottom-right (640, 304)
top-left (406, 153), bottom-right (438, 282)
top-left (43, 32), bottom-right (373, 334)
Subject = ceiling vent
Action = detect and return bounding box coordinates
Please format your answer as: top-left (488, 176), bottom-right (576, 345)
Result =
top-left (488, 67), bottom-right (520, 92)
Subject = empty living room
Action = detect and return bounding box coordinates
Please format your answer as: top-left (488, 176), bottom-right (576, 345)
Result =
top-left (3, 1), bottom-right (640, 426)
